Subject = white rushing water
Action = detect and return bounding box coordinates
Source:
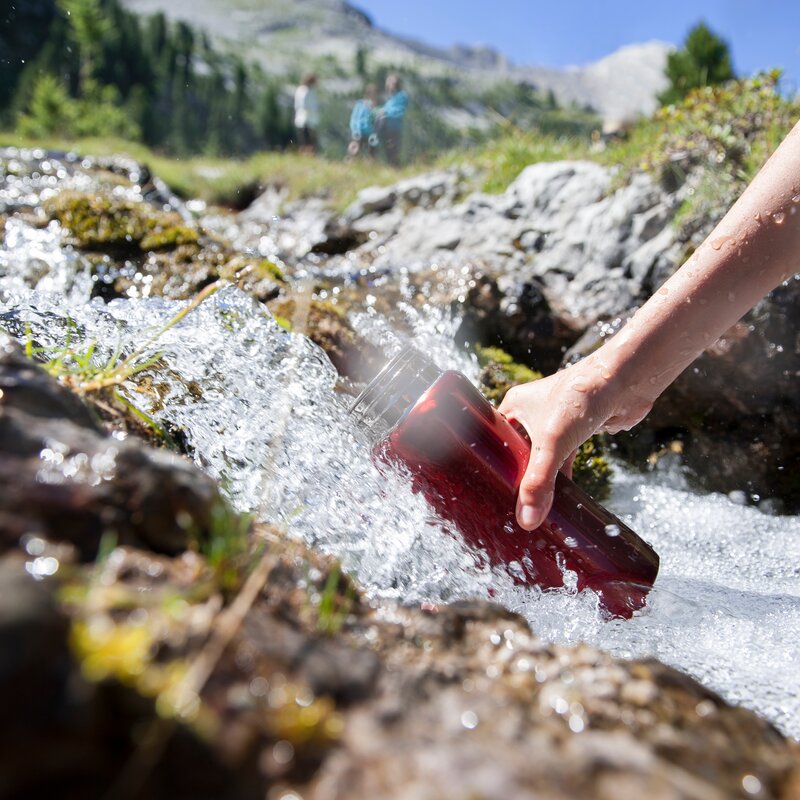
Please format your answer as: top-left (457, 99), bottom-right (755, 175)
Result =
top-left (2, 217), bottom-right (799, 739)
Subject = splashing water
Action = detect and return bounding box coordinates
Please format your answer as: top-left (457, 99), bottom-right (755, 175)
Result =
top-left (2, 219), bottom-right (800, 739)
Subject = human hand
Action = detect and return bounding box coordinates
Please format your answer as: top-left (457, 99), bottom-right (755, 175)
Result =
top-left (498, 354), bottom-right (653, 530)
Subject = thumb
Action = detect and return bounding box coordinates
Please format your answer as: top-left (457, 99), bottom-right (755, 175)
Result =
top-left (516, 442), bottom-right (561, 531)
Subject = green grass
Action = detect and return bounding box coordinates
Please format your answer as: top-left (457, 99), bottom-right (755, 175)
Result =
top-left (0, 132), bottom-right (421, 211)
top-left (316, 562), bottom-right (355, 636)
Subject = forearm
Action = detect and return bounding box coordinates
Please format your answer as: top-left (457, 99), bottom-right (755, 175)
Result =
top-left (601, 119), bottom-right (800, 405)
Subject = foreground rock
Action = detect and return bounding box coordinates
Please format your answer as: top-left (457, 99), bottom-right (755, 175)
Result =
top-left (0, 333), bottom-right (223, 559)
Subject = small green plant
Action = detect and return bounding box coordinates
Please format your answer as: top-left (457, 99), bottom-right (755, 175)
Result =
top-left (199, 502), bottom-right (254, 592)
top-left (316, 562), bottom-right (355, 636)
top-left (25, 317), bottom-right (162, 393)
top-left (26, 281), bottom-right (220, 395)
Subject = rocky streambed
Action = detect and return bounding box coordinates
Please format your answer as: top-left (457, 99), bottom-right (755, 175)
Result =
top-left (1, 146), bottom-right (799, 799)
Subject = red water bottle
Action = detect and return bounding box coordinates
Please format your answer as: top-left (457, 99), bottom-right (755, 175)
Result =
top-left (350, 349), bottom-right (659, 618)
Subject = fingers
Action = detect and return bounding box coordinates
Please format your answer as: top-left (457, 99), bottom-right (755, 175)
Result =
top-left (516, 442), bottom-right (561, 530)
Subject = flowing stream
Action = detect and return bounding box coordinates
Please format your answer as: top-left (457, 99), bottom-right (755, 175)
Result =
top-left (2, 206), bottom-right (800, 741)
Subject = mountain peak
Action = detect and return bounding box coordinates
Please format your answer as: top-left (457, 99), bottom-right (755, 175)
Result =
top-left (120, 0), bottom-right (671, 120)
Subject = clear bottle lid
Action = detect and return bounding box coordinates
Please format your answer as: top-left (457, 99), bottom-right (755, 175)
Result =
top-left (349, 348), bottom-right (442, 440)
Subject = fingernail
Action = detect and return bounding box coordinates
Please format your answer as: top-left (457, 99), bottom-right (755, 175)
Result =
top-left (520, 505), bottom-right (538, 529)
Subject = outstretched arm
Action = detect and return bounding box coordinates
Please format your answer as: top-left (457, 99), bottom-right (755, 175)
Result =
top-left (499, 120), bottom-right (800, 531)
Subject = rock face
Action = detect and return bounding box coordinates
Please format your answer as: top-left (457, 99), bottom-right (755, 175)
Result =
top-left (334, 163), bottom-right (680, 329)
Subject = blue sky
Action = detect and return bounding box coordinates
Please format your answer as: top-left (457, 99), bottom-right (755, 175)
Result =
top-left (355, 0), bottom-right (800, 91)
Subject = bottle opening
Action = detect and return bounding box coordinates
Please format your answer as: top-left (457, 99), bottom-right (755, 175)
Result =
top-left (349, 348), bottom-right (442, 440)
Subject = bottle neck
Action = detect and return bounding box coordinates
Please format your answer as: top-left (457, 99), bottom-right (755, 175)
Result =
top-left (349, 348), bottom-right (442, 440)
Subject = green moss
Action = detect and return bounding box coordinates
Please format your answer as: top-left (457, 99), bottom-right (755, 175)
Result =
top-left (45, 190), bottom-right (198, 252)
top-left (140, 224), bottom-right (199, 251)
top-left (571, 436), bottom-right (612, 501)
top-left (476, 345), bottom-right (542, 405)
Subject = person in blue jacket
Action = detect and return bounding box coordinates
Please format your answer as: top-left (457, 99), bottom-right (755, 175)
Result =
top-left (348, 84), bottom-right (379, 158)
top-left (377, 73), bottom-right (408, 166)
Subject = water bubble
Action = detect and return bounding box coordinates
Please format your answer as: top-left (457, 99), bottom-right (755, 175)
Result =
top-left (272, 740), bottom-right (294, 765)
top-left (568, 714), bottom-right (585, 733)
top-left (773, 211), bottom-right (786, 225)
top-left (460, 710), bottom-right (479, 730)
top-left (741, 775), bottom-right (761, 795)
top-left (604, 524), bottom-right (620, 537)
top-left (25, 556), bottom-right (59, 579)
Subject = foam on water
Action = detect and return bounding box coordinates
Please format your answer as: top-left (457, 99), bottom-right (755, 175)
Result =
top-left (2, 220), bottom-right (799, 739)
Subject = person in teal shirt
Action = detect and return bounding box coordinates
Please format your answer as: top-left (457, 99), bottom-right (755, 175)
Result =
top-left (377, 73), bottom-right (408, 166)
top-left (348, 84), bottom-right (379, 158)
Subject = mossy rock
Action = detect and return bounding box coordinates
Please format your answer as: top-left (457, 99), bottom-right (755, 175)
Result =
top-left (476, 344), bottom-right (611, 499)
top-left (476, 344), bottom-right (542, 405)
top-left (45, 190), bottom-right (198, 252)
top-left (571, 435), bottom-right (612, 502)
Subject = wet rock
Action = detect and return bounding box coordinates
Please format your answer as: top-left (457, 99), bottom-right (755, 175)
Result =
top-left (0, 331), bottom-right (101, 429)
top-left (269, 296), bottom-right (384, 385)
top-left (0, 335), bottom-right (223, 558)
top-left (458, 275), bottom-right (578, 375)
top-left (313, 602), bottom-right (800, 800)
top-left (0, 551), bottom-right (71, 743)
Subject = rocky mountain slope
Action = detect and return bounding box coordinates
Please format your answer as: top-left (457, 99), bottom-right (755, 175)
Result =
top-left (120, 0), bottom-right (671, 122)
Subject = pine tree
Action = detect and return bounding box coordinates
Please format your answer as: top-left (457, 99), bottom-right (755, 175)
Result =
top-left (57, 0), bottom-right (113, 91)
top-left (659, 22), bottom-right (734, 106)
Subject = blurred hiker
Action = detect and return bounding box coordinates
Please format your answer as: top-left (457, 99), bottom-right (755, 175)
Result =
top-left (377, 73), bottom-right (408, 166)
top-left (500, 119), bottom-right (800, 532)
top-left (294, 73), bottom-right (320, 154)
top-left (347, 84), bottom-right (379, 158)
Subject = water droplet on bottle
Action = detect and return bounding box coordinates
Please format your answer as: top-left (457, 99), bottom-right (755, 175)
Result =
top-left (658, 286), bottom-right (669, 295)
top-left (564, 536), bottom-right (578, 548)
top-left (604, 524), bottom-right (621, 537)
top-left (728, 292), bottom-right (736, 302)
top-left (792, 193), bottom-right (800, 203)
top-left (773, 211), bottom-right (786, 225)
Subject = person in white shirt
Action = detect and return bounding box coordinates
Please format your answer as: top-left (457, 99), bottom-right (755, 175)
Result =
top-left (294, 73), bottom-right (320, 154)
